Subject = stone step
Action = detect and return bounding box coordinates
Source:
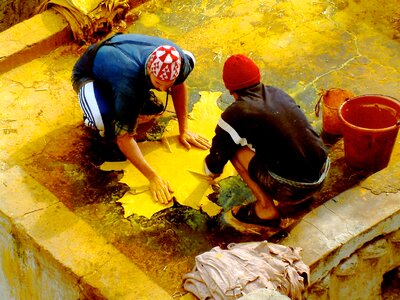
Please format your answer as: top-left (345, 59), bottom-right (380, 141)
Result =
top-left (0, 165), bottom-right (172, 299)
top-left (0, 9), bottom-right (71, 74)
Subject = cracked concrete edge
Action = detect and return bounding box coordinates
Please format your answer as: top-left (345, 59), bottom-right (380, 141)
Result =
top-left (281, 164), bottom-right (400, 286)
top-left (0, 9), bottom-right (72, 75)
top-left (0, 165), bottom-right (172, 299)
top-left (309, 212), bottom-right (398, 286)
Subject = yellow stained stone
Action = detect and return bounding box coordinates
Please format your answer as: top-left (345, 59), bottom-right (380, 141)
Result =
top-left (138, 12), bottom-right (160, 28)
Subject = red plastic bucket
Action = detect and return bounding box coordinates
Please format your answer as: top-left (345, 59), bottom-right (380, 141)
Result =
top-left (338, 95), bottom-right (400, 172)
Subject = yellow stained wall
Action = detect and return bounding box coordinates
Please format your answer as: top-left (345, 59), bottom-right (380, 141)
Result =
top-left (0, 212), bottom-right (82, 299)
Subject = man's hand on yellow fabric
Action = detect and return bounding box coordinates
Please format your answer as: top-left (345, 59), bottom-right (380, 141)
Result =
top-left (179, 130), bottom-right (211, 150)
top-left (149, 175), bottom-right (174, 204)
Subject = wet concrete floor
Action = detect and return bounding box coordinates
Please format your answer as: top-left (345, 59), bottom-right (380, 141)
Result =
top-left (1, 0), bottom-right (400, 296)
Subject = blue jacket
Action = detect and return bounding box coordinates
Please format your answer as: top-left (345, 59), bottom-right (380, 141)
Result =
top-left (72, 34), bottom-right (194, 135)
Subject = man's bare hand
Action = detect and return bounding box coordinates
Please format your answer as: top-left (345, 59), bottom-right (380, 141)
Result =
top-left (149, 175), bottom-right (174, 204)
top-left (179, 130), bottom-right (211, 150)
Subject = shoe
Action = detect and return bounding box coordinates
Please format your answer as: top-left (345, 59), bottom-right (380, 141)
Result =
top-left (232, 202), bottom-right (281, 228)
top-left (102, 140), bottom-right (127, 162)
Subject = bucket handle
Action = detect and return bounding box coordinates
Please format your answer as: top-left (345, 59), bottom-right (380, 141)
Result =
top-left (314, 94), bottom-right (322, 117)
top-left (314, 94), bottom-right (351, 118)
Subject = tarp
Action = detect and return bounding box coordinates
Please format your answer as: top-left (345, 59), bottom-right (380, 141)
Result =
top-left (37, 0), bottom-right (130, 43)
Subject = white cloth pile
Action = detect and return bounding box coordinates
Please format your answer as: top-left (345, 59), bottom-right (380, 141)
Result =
top-left (37, 0), bottom-right (130, 43)
top-left (183, 241), bottom-right (309, 300)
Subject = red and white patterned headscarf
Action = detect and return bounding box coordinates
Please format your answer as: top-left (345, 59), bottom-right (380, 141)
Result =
top-left (148, 45), bottom-right (181, 81)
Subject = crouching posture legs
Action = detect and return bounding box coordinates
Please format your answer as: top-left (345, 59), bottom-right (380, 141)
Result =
top-left (230, 146), bottom-right (281, 227)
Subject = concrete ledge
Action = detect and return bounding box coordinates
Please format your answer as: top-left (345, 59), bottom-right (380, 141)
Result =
top-left (281, 162), bottom-right (400, 286)
top-left (0, 9), bottom-right (71, 74)
top-left (0, 165), bottom-right (171, 299)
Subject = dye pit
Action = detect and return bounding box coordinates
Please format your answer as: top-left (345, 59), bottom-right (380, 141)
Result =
top-left (2, 0), bottom-right (400, 296)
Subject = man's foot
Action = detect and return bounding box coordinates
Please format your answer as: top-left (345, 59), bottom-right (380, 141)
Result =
top-left (232, 202), bottom-right (281, 227)
top-left (101, 140), bottom-right (126, 162)
top-left (277, 197), bottom-right (314, 218)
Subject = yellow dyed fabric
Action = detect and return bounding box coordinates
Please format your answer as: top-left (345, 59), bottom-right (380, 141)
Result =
top-left (101, 91), bottom-right (237, 219)
top-left (37, 0), bottom-right (129, 42)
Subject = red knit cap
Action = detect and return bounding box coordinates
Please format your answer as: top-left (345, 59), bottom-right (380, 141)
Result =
top-left (148, 45), bottom-right (181, 81)
top-left (222, 54), bottom-right (261, 92)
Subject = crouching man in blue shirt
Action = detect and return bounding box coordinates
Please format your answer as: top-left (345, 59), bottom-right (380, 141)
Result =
top-left (72, 34), bottom-right (211, 205)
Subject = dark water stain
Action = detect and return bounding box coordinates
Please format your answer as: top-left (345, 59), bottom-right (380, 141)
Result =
top-left (14, 124), bottom-right (128, 209)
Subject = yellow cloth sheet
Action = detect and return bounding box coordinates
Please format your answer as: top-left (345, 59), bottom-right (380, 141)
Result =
top-left (100, 91), bottom-right (237, 219)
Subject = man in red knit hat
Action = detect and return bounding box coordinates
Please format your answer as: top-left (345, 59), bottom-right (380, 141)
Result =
top-left (204, 54), bottom-right (330, 227)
